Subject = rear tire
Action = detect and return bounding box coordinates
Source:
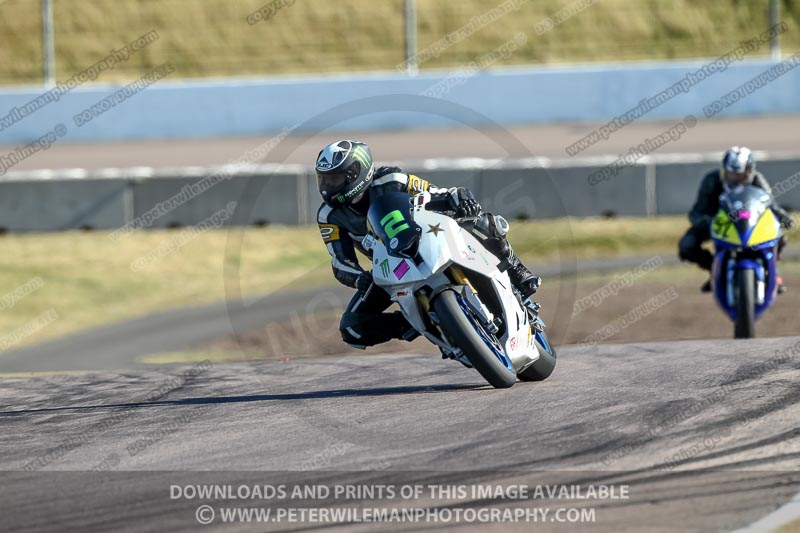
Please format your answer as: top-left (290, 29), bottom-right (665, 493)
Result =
top-left (734, 269), bottom-right (756, 339)
top-left (432, 289), bottom-right (516, 389)
top-left (518, 329), bottom-right (557, 381)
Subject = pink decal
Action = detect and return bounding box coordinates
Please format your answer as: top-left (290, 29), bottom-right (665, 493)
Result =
top-left (393, 260), bottom-right (411, 279)
top-left (738, 210), bottom-right (751, 220)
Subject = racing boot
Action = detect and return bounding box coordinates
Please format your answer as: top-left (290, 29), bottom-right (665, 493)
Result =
top-left (470, 214), bottom-right (541, 299)
top-left (701, 278), bottom-right (712, 293)
top-left (777, 237), bottom-right (787, 294)
top-left (505, 248), bottom-right (541, 299)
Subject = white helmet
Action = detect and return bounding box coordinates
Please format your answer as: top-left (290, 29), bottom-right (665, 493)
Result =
top-left (721, 146), bottom-right (755, 189)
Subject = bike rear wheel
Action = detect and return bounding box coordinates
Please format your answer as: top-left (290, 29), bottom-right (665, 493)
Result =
top-left (518, 329), bottom-right (557, 381)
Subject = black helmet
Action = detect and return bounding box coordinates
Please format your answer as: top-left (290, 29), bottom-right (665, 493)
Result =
top-left (721, 146), bottom-right (755, 188)
top-left (315, 140), bottom-right (374, 207)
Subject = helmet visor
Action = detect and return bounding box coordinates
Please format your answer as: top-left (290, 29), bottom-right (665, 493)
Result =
top-left (317, 171), bottom-right (347, 200)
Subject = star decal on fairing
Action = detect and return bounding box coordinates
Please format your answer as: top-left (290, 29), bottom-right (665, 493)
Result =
top-left (427, 223), bottom-right (444, 236)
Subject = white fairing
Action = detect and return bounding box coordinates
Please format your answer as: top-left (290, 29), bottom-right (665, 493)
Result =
top-left (368, 204), bottom-right (540, 372)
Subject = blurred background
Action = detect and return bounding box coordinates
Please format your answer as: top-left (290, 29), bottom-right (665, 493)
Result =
top-left (0, 0), bottom-right (799, 371)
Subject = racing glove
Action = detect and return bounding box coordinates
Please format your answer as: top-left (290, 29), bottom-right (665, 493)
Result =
top-left (780, 214), bottom-right (796, 230)
top-left (355, 271), bottom-right (373, 292)
top-left (448, 188), bottom-right (482, 218)
top-left (374, 166), bottom-right (403, 179)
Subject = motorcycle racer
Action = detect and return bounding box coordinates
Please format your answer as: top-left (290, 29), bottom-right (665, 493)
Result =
top-left (678, 146), bottom-right (793, 293)
top-left (315, 139), bottom-right (541, 349)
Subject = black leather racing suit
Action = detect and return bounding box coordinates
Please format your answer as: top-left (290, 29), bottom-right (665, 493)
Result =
top-left (318, 167), bottom-right (521, 348)
top-left (678, 169), bottom-right (790, 271)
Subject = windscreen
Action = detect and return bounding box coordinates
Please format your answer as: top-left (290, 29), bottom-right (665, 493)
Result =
top-left (720, 185), bottom-right (770, 237)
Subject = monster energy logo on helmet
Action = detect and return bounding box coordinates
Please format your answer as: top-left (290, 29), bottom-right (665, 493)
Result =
top-left (338, 142), bottom-right (374, 202)
top-left (350, 145), bottom-right (371, 168)
top-left (316, 139), bottom-right (375, 207)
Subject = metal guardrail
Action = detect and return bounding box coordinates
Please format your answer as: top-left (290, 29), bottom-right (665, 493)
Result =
top-left (0, 152), bottom-right (798, 232)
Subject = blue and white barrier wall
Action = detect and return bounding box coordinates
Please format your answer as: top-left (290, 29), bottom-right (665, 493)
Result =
top-left (1, 58), bottom-right (800, 144)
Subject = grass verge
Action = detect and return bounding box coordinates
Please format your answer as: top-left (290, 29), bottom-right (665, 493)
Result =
top-left (0, 216), bottom-right (794, 349)
top-left (2, 1), bottom-right (798, 84)
top-left (138, 261), bottom-right (800, 365)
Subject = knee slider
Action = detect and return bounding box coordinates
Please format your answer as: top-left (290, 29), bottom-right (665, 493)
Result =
top-left (339, 312), bottom-right (363, 344)
top-left (492, 215), bottom-right (510, 236)
top-left (340, 323), bottom-right (364, 345)
top-left (474, 213), bottom-right (509, 239)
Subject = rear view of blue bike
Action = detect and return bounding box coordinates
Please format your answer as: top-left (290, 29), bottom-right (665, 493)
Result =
top-left (710, 185), bottom-right (783, 339)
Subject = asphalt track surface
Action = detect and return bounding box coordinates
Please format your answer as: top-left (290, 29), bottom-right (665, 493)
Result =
top-left (2, 115), bottom-right (800, 531)
top-left (0, 256), bottom-right (799, 532)
top-left (4, 115), bottom-right (800, 171)
top-left (1, 336), bottom-right (799, 532)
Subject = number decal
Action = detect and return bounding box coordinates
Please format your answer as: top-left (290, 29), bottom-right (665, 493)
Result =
top-left (407, 175), bottom-right (429, 194)
top-left (712, 212), bottom-right (732, 239)
top-left (380, 210), bottom-right (409, 238)
top-left (711, 210), bottom-right (743, 245)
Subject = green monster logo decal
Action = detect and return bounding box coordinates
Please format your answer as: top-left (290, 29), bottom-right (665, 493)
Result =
top-left (380, 210), bottom-right (409, 238)
top-left (380, 259), bottom-right (390, 277)
top-left (350, 145), bottom-right (372, 168)
top-left (713, 211), bottom-right (733, 239)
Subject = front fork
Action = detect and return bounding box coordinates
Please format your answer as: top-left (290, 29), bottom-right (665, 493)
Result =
top-left (448, 265), bottom-right (500, 334)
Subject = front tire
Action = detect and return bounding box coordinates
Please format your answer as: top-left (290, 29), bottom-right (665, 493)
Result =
top-left (432, 289), bottom-right (516, 389)
top-left (518, 329), bottom-right (557, 381)
top-left (734, 269), bottom-right (756, 339)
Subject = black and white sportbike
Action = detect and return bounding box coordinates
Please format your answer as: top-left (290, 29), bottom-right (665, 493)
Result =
top-left (362, 190), bottom-right (556, 389)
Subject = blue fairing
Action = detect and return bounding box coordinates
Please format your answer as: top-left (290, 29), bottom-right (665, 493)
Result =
top-left (737, 259), bottom-right (762, 280)
top-left (753, 239), bottom-right (779, 250)
top-left (712, 245), bottom-right (777, 321)
top-left (712, 237), bottom-right (740, 250)
top-left (711, 186), bottom-right (781, 327)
